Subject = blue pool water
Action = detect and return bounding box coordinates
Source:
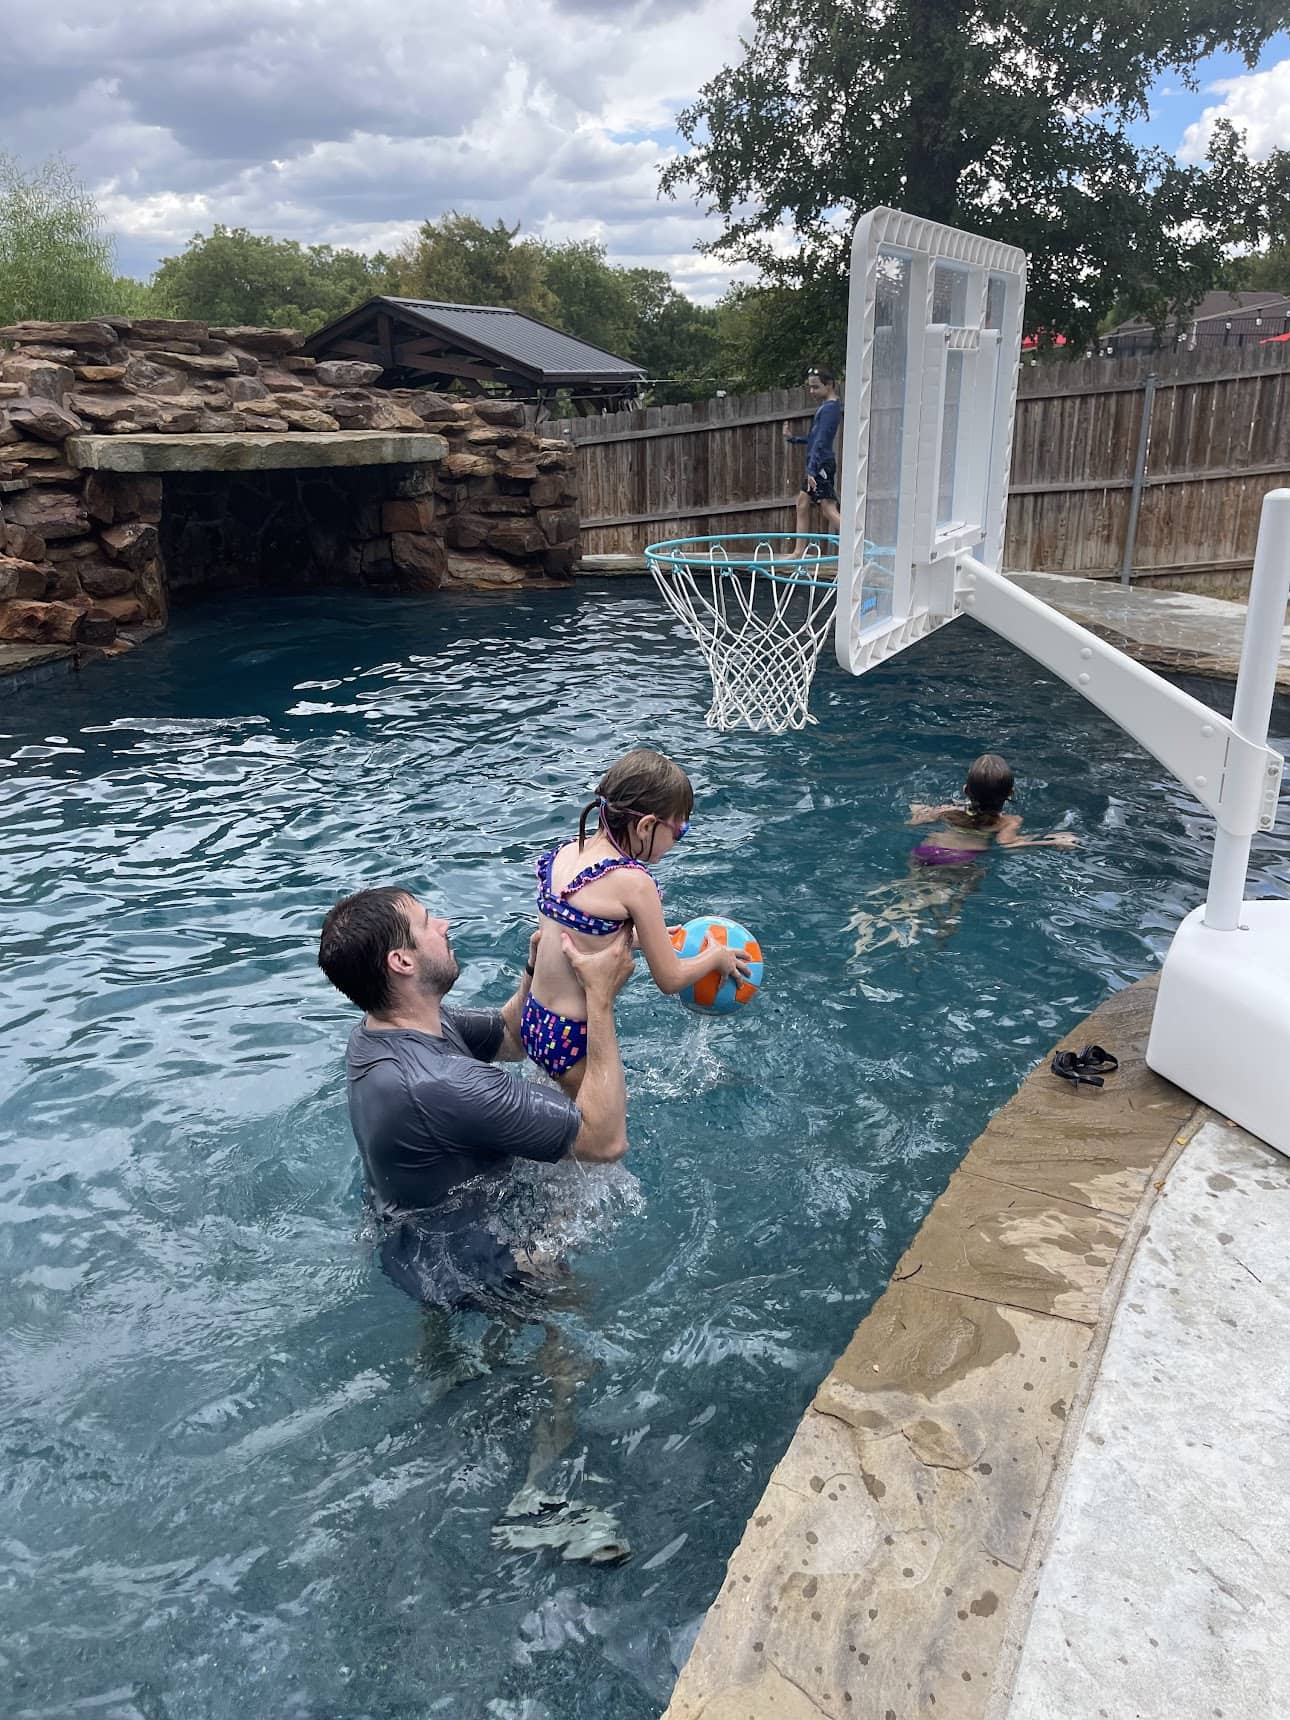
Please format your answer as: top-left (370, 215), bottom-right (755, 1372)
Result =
top-left (2, 583), bottom-right (1287, 1719)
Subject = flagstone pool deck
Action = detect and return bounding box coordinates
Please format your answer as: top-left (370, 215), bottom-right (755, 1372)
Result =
top-left (0, 627), bottom-right (160, 694)
top-left (1008, 571), bottom-right (1290, 692)
top-left (661, 975), bottom-right (1290, 1720)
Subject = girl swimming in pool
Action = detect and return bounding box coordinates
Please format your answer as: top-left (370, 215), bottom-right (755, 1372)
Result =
top-left (522, 748), bottom-right (750, 1092)
top-left (907, 752), bottom-right (1079, 863)
top-left (849, 753), bottom-right (1079, 960)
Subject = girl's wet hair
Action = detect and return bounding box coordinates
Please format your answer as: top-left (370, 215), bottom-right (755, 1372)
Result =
top-left (965, 753), bottom-right (1014, 815)
top-left (578, 748), bottom-right (694, 849)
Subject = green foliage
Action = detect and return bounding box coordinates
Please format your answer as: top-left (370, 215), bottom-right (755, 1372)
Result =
top-left (621, 268), bottom-right (724, 402)
top-left (542, 240), bottom-right (638, 356)
top-left (390, 214), bottom-right (557, 323)
top-left (714, 279), bottom-right (845, 392)
top-left (662, 0), bottom-right (1290, 349)
top-left (153, 226), bottom-right (395, 332)
top-left (0, 164), bottom-right (724, 398)
top-left (0, 154), bottom-right (121, 323)
top-left (1224, 242), bottom-right (1290, 293)
top-left (109, 274), bottom-right (167, 318)
top-left (529, 249), bottom-right (724, 401)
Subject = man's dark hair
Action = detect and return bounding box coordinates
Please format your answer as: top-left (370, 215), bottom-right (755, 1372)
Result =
top-left (808, 366), bottom-right (836, 386)
top-left (318, 886), bottom-right (417, 1014)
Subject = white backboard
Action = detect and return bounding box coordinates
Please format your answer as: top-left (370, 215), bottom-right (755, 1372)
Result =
top-left (835, 209), bottom-right (1027, 674)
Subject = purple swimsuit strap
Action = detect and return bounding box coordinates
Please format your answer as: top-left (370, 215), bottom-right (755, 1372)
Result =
top-left (554, 852), bottom-right (648, 900)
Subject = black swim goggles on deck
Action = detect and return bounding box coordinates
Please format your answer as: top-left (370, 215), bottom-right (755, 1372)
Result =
top-left (1050, 1045), bottom-right (1120, 1089)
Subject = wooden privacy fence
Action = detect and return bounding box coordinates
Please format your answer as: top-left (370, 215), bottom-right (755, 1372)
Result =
top-left (553, 343), bottom-right (1290, 582)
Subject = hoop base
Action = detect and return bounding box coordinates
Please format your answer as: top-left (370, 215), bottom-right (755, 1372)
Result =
top-left (1148, 900), bottom-right (1290, 1157)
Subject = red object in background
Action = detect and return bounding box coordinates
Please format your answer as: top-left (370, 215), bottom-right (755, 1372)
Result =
top-left (1260, 331), bottom-right (1290, 343)
top-left (1022, 332), bottom-right (1068, 350)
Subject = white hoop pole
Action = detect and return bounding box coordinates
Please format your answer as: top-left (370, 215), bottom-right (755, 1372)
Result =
top-left (1203, 488), bottom-right (1290, 931)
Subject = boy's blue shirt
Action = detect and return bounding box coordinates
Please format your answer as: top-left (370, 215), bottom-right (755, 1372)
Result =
top-left (789, 397), bottom-right (841, 475)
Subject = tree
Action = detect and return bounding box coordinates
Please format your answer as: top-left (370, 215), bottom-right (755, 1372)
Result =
top-left (390, 214), bottom-right (556, 323)
top-left (0, 154), bottom-right (120, 324)
top-left (541, 239), bottom-right (638, 355)
top-left (714, 280), bottom-right (843, 391)
top-left (388, 217), bottom-right (726, 400)
top-left (662, 0), bottom-right (1290, 350)
top-left (524, 246), bottom-right (724, 400)
top-left (153, 227), bottom-right (393, 331)
top-left (109, 274), bottom-right (166, 318)
top-left (622, 269), bottom-right (724, 402)
top-left (1225, 242), bottom-right (1290, 293)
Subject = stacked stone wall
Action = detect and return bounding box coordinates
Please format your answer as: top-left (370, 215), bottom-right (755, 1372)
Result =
top-left (0, 317), bottom-right (579, 658)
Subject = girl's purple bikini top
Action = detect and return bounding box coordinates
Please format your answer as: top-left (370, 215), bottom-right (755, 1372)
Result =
top-left (535, 848), bottom-right (654, 936)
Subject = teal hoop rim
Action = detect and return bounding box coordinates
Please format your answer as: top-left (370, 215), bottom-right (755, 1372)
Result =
top-left (645, 533), bottom-right (841, 591)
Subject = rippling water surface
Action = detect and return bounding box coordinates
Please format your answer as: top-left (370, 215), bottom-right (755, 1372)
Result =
top-left (2, 583), bottom-right (1287, 1719)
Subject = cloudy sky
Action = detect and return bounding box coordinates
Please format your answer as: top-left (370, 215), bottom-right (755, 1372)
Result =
top-left (2, 2), bottom-right (1290, 303)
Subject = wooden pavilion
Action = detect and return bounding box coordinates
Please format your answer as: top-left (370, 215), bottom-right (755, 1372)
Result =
top-left (302, 296), bottom-right (645, 411)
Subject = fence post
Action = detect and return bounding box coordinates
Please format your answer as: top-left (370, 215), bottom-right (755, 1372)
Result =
top-left (1119, 372), bottom-right (1157, 585)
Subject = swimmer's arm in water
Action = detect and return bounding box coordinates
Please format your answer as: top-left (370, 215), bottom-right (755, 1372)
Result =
top-left (624, 873), bottom-right (751, 995)
top-left (1000, 832), bottom-right (1081, 848)
top-left (994, 815), bottom-right (1080, 849)
top-left (992, 813), bottom-right (1027, 845)
top-left (496, 928), bottom-right (542, 1060)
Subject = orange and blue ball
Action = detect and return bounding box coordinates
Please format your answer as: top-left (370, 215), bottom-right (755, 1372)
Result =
top-left (670, 915), bottom-right (764, 1016)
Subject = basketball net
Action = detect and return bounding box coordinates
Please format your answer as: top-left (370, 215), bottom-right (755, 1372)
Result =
top-left (646, 537), bottom-right (839, 734)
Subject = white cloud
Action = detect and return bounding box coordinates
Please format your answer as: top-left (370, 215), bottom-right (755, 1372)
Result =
top-left (1179, 57), bottom-right (1290, 162)
top-left (0, 0), bottom-right (758, 302)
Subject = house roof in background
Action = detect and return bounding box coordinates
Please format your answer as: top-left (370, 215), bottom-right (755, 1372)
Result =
top-left (1107, 290), bottom-right (1290, 337)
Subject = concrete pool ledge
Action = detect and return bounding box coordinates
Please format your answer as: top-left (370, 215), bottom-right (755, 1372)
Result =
top-left (662, 975), bottom-right (1229, 1719)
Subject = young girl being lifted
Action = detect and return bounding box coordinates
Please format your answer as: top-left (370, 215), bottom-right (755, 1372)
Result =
top-left (522, 748), bottom-right (750, 1092)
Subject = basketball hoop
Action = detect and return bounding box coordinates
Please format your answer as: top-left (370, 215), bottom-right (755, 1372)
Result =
top-left (645, 534), bottom-right (839, 733)
top-left (833, 205), bottom-right (1290, 1157)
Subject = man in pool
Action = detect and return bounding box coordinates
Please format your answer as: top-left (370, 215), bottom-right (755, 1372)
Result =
top-left (317, 885), bottom-right (635, 1307)
top-left (318, 887), bottom-right (637, 1562)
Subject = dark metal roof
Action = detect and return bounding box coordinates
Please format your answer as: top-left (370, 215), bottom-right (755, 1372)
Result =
top-left (306, 296), bottom-right (643, 385)
top-left (384, 298), bottom-right (643, 381)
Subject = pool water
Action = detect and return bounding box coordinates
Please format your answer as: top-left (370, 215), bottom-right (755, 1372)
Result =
top-left (2, 584), bottom-right (1287, 1720)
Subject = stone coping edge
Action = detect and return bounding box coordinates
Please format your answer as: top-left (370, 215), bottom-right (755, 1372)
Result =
top-left (0, 624), bottom-right (168, 687)
top-left (663, 973), bottom-right (1202, 1720)
top-left (66, 430), bottom-right (448, 473)
top-left (576, 553), bottom-right (650, 574)
top-left (0, 642), bottom-right (74, 689)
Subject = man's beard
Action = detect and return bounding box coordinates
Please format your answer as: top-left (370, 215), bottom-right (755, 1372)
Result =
top-left (416, 948), bottom-right (459, 996)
